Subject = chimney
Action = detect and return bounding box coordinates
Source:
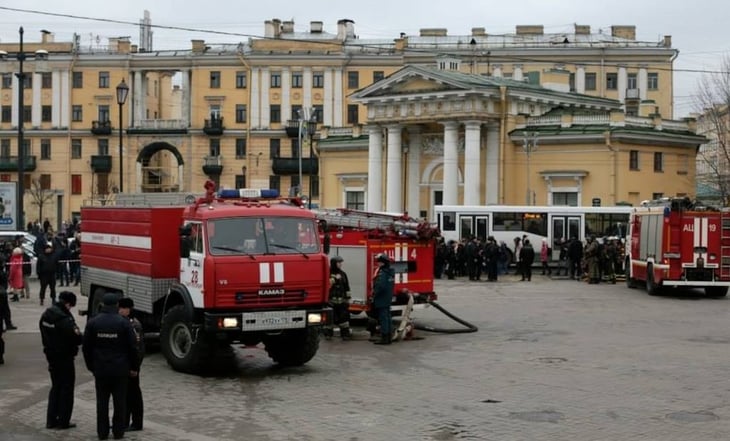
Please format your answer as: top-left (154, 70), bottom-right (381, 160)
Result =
top-left (610, 25), bottom-right (636, 40)
top-left (191, 39), bottom-right (206, 54)
top-left (282, 21), bottom-right (295, 34)
top-left (310, 21), bottom-right (323, 33)
top-left (337, 19), bottom-right (355, 40)
top-left (516, 25), bottom-right (544, 35)
top-left (264, 19), bottom-right (282, 38)
top-left (117, 37), bottom-right (131, 54)
top-left (40, 30), bottom-right (54, 43)
top-left (420, 28), bottom-right (448, 37)
top-left (131, 44), bottom-right (138, 53)
top-left (471, 27), bottom-right (486, 37)
top-left (663, 35), bottom-right (672, 47)
top-left (574, 25), bottom-right (590, 35)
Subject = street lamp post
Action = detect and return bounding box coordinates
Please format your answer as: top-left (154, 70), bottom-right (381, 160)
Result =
top-left (116, 79), bottom-right (129, 192)
top-left (306, 114), bottom-right (317, 209)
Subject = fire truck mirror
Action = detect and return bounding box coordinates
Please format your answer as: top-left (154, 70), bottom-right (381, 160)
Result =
top-left (323, 233), bottom-right (331, 255)
top-left (180, 237), bottom-right (191, 258)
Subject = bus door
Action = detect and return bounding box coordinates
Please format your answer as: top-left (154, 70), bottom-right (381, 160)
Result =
top-left (458, 214), bottom-right (489, 241)
top-left (550, 215), bottom-right (581, 260)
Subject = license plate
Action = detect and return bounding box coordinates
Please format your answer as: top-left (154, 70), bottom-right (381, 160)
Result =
top-left (260, 317), bottom-right (287, 325)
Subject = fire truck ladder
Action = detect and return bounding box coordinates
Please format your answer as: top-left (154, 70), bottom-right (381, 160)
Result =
top-left (314, 209), bottom-right (439, 240)
top-left (721, 208), bottom-right (730, 279)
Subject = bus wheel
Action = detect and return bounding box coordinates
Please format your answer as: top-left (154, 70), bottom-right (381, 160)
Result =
top-left (646, 265), bottom-right (661, 296)
top-left (705, 286), bottom-right (728, 298)
top-left (625, 259), bottom-right (636, 289)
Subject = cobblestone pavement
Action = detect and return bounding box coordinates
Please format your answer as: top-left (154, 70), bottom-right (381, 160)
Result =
top-left (2, 275), bottom-right (730, 440)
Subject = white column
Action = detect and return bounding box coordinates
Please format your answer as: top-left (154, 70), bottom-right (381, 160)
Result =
top-left (260, 68), bottom-right (270, 127)
top-left (281, 68), bottom-right (291, 123)
top-left (485, 125), bottom-right (499, 204)
top-left (406, 127), bottom-right (421, 218)
top-left (10, 74), bottom-right (18, 127)
top-left (181, 69), bottom-right (191, 127)
top-left (576, 65), bottom-right (586, 94)
top-left (51, 71), bottom-right (60, 127)
top-left (333, 70), bottom-right (343, 127)
top-left (513, 64), bottom-right (523, 81)
top-left (386, 124), bottom-right (403, 213)
top-left (60, 71), bottom-right (70, 128)
top-left (367, 125), bottom-right (383, 211)
top-left (442, 121), bottom-right (459, 206)
top-left (323, 69), bottom-right (334, 126)
top-left (250, 68), bottom-right (260, 129)
top-left (303, 67), bottom-right (312, 111)
top-left (31, 73), bottom-right (41, 126)
top-left (133, 70), bottom-right (143, 124)
top-left (463, 121), bottom-right (481, 205)
top-left (618, 66), bottom-right (627, 103)
top-left (638, 67), bottom-right (648, 100)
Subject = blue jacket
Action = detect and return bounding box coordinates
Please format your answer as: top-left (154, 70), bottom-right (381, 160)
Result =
top-left (82, 306), bottom-right (138, 377)
top-left (372, 265), bottom-right (395, 308)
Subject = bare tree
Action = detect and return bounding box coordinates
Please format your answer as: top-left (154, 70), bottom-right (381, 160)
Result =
top-left (27, 178), bottom-right (57, 225)
top-left (695, 56), bottom-right (730, 205)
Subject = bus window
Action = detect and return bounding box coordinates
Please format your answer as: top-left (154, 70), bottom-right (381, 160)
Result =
top-left (523, 213), bottom-right (547, 236)
top-left (460, 217), bottom-right (473, 240)
top-left (442, 212), bottom-right (456, 231)
top-left (494, 212), bottom-right (521, 231)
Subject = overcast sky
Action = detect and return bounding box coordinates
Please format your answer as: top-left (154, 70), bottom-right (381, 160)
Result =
top-left (1, 0), bottom-right (728, 118)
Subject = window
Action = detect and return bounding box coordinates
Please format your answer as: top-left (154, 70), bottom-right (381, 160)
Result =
top-left (269, 139), bottom-right (280, 158)
top-left (99, 71), bottom-right (110, 88)
top-left (72, 105), bottom-right (83, 122)
top-left (569, 73), bottom-right (575, 92)
top-left (42, 105), bottom-right (52, 122)
top-left (72, 72), bottom-right (83, 88)
top-left (347, 104), bottom-right (359, 124)
top-left (1, 73), bottom-right (11, 89)
top-left (629, 150), bottom-right (639, 170)
top-left (41, 73), bottom-right (52, 89)
top-left (652, 192), bottom-right (664, 200)
top-left (345, 191), bottom-right (365, 210)
top-left (606, 73), bottom-right (618, 90)
top-left (291, 105), bottom-right (302, 120)
top-left (292, 72), bottom-right (303, 88)
top-left (235, 138), bottom-right (247, 158)
top-left (269, 175), bottom-right (280, 192)
top-left (209, 139), bottom-right (221, 157)
top-left (647, 73), bottom-right (658, 90)
top-left (40, 139), bottom-right (51, 160)
top-left (98, 139), bottom-right (109, 155)
top-left (210, 71), bottom-right (221, 88)
top-left (270, 104), bottom-right (281, 123)
top-left (71, 139), bottom-right (82, 159)
top-left (40, 174), bottom-right (51, 190)
top-left (373, 71), bottom-right (384, 83)
top-left (313, 72), bottom-right (324, 88)
top-left (627, 73), bottom-right (637, 90)
top-left (71, 175), bottom-right (82, 195)
top-left (235, 104), bottom-right (247, 123)
top-left (97, 173), bottom-right (109, 195)
top-left (0, 139), bottom-right (10, 157)
top-left (291, 139), bottom-right (300, 157)
top-left (209, 105), bottom-right (221, 119)
top-left (585, 72), bottom-right (597, 91)
top-left (552, 192), bottom-right (578, 206)
top-left (22, 76), bottom-right (31, 89)
top-left (347, 71), bottom-right (359, 89)
top-left (1, 106), bottom-right (10, 123)
top-left (311, 176), bottom-right (319, 198)
top-left (653, 152), bottom-right (663, 172)
top-left (235, 71), bottom-right (247, 89)
top-left (270, 72), bottom-right (281, 88)
top-left (525, 71), bottom-right (540, 85)
top-left (23, 106), bottom-right (31, 122)
top-left (98, 105), bottom-right (110, 122)
top-left (22, 139), bottom-right (30, 157)
top-left (291, 175), bottom-right (300, 193)
top-left (312, 105), bottom-right (323, 123)
top-left (235, 174), bottom-right (246, 189)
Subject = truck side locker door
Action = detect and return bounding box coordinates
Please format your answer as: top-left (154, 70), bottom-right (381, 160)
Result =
top-left (180, 222), bottom-right (205, 308)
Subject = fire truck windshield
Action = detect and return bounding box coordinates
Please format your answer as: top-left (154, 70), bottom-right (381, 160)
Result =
top-left (207, 217), bottom-right (320, 256)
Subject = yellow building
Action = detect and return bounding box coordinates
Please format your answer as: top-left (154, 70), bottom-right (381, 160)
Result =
top-left (0, 19), bottom-right (698, 229)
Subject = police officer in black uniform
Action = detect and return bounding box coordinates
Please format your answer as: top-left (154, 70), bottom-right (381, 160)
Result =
top-left (39, 291), bottom-right (83, 430)
top-left (83, 293), bottom-right (138, 440)
top-left (118, 297), bottom-right (145, 432)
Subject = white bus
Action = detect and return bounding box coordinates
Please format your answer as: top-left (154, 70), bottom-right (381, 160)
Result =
top-left (434, 205), bottom-right (634, 261)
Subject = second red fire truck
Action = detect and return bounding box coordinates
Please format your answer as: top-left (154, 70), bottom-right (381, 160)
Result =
top-left (625, 197), bottom-right (730, 297)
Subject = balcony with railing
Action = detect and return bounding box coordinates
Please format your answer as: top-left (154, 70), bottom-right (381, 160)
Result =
top-left (90, 155), bottom-right (112, 173)
top-left (626, 88), bottom-right (640, 100)
top-left (0, 156), bottom-right (37, 172)
top-left (202, 155), bottom-right (223, 176)
top-left (203, 117), bottom-right (224, 136)
top-left (272, 156), bottom-right (319, 175)
top-left (91, 120), bottom-right (113, 135)
top-left (127, 119), bottom-right (188, 134)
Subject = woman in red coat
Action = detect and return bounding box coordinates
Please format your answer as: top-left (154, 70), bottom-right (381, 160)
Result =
top-left (8, 247), bottom-right (24, 302)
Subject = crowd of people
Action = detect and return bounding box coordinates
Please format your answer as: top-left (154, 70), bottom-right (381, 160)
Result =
top-left (434, 234), bottom-right (625, 284)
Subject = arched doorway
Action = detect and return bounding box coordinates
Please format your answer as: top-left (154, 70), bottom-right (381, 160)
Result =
top-left (136, 142), bottom-right (185, 193)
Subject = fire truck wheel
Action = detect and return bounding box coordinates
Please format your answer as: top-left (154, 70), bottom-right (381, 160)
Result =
top-left (263, 328), bottom-right (320, 367)
top-left (160, 305), bottom-right (212, 373)
top-left (705, 286), bottom-right (728, 298)
top-left (646, 265), bottom-right (661, 296)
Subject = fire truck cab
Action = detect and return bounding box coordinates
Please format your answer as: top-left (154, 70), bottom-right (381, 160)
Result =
top-left (81, 185), bottom-right (332, 373)
top-left (625, 197), bottom-right (730, 297)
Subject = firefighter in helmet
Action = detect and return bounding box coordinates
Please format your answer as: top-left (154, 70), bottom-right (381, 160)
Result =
top-left (324, 256), bottom-right (353, 340)
top-left (371, 253), bottom-right (395, 345)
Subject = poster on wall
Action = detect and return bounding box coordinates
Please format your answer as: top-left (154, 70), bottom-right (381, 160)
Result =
top-left (0, 182), bottom-right (18, 231)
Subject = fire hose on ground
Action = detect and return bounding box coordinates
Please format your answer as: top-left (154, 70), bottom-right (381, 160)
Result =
top-left (411, 299), bottom-right (479, 334)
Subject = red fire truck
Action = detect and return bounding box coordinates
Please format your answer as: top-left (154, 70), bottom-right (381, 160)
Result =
top-left (315, 208), bottom-right (440, 313)
top-left (80, 184), bottom-right (332, 373)
top-left (625, 197), bottom-right (730, 297)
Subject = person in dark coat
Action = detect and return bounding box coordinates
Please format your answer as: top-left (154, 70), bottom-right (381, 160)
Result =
top-left (519, 239), bottom-right (536, 281)
top-left (371, 253), bottom-right (395, 345)
top-left (567, 236), bottom-right (584, 280)
top-left (38, 242), bottom-right (59, 305)
top-left (40, 291), bottom-right (83, 430)
top-left (83, 293), bottom-right (138, 440)
top-left (325, 256), bottom-right (352, 340)
top-left (118, 297), bottom-right (144, 432)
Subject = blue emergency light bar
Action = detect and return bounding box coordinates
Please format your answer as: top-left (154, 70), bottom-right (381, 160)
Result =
top-left (218, 188), bottom-right (280, 199)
